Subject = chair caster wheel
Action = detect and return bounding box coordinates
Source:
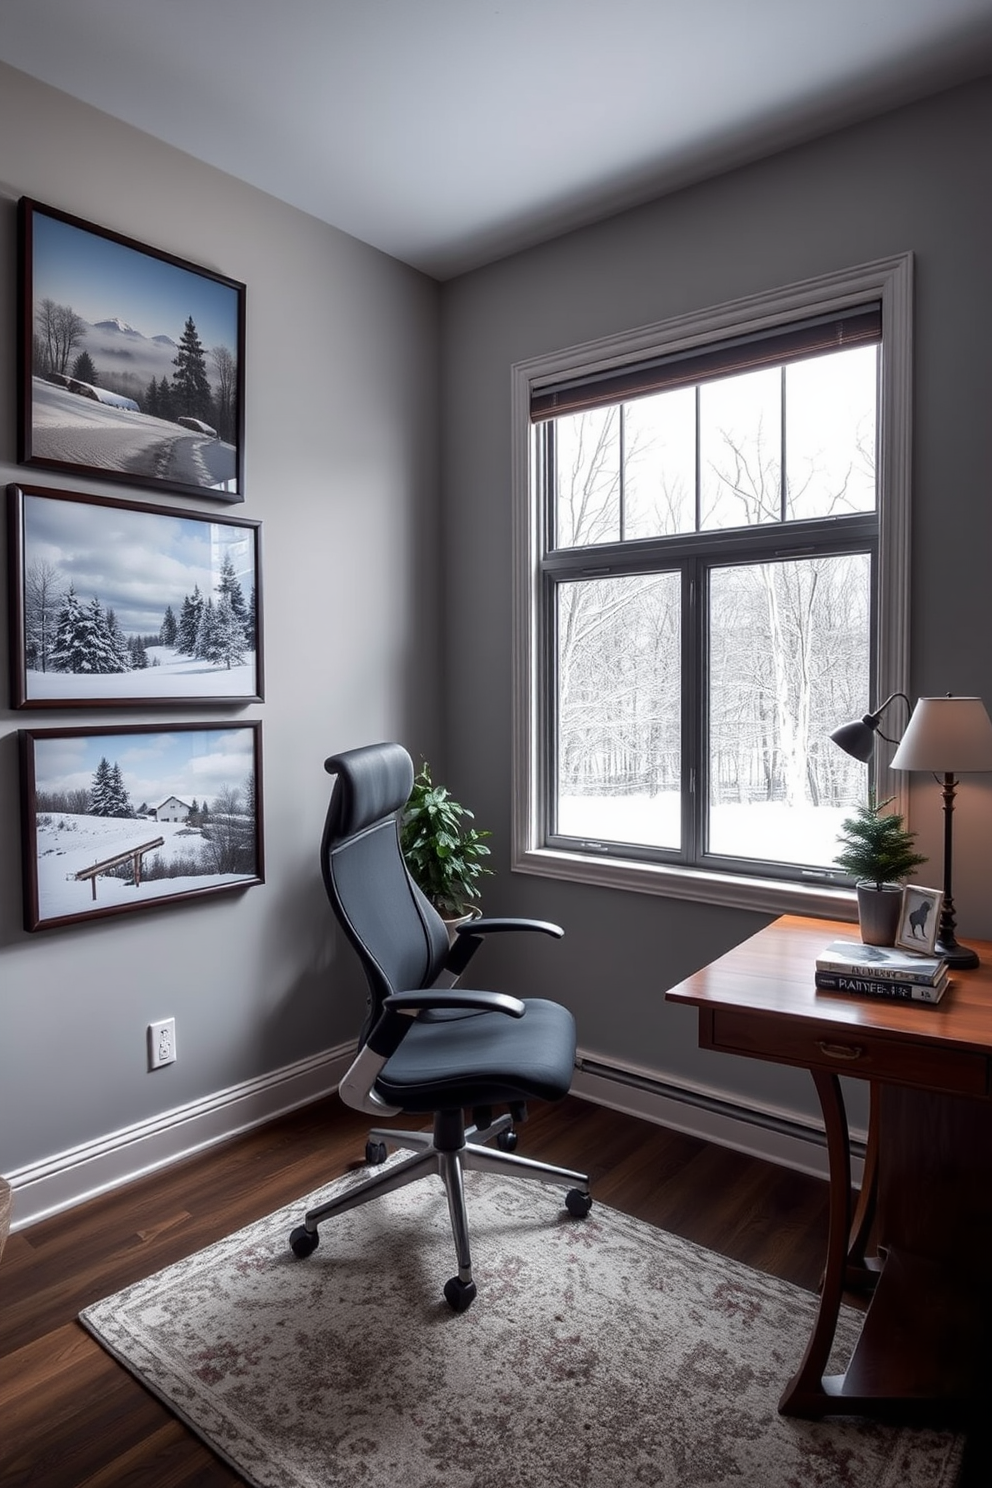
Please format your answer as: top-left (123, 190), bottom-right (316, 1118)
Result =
top-left (365, 1139), bottom-right (388, 1165)
top-left (565, 1188), bottom-right (593, 1219)
top-left (443, 1276), bottom-right (477, 1312)
top-left (496, 1128), bottom-right (518, 1152)
top-left (290, 1225), bottom-right (320, 1258)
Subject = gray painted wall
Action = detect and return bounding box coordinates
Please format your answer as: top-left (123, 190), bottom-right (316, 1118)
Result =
top-left (439, 76), bottom-right (992, 1125)
top-left (0, 63), bottom-right (442, 1177)
top-left (3, 62), bottom-right (991, 1193)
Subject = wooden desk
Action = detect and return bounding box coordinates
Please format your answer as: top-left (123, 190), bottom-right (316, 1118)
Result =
top-left (666, 913), bottom-right (992, 1419)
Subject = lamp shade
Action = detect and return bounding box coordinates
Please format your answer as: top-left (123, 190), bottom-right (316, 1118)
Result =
top-left (890, 696), bottom-right (992, 773)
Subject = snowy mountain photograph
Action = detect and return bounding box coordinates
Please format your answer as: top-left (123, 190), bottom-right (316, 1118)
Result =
top-left (10, 485), bottom-right (261, 706)
top-left (20, 199), bottom-right (244, 501)
top-left (21, 722), bottom-right (262, 930)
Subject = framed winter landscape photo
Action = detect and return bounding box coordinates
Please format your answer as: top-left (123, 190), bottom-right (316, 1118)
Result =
top-left (19, 721), bottom-right (263, 931)
top-left (7, 483), bottom-right (262, 708)
top-left (18, 198), bottom-right (245, 502)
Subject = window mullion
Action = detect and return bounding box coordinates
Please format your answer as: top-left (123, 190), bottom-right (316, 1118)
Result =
top-left (694, 385), bottom-right (701, 533)
top-left (618, 405), bottom-right (626, 542)
top-left (682, 559), bottom-right (701, 866)
top-left (780, 365), bottom-right (787, 521)
top-left (544, 422), bottom-right (556, 552)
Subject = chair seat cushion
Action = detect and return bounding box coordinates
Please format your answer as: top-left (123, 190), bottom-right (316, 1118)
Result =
top-left (375, 997), bottom-right (577, 1112)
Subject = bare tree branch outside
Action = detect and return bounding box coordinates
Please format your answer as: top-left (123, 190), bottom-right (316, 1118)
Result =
top-left (545, 342), bottom-right (876, 871)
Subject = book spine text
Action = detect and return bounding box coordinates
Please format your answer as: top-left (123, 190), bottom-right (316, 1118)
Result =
top-left (814, 971), bottom-right (942, 1002)
top-left (814, 961), bottom-right (938, 985)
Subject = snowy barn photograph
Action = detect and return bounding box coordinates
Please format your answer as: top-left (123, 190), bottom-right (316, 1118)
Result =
top-left (19, 721), bottom-right (262, 930)
top-left (8, 483), bottom-right (261, 706)
top-left (18, 198), bottom-right (245, 500)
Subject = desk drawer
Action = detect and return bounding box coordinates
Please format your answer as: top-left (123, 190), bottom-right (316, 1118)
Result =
top-left (708, 1010), bottom-right (990, 1097)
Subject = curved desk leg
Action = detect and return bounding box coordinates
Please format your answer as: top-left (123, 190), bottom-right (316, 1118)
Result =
top-left (779, 1068), bottom-right (852, 1417)
top-left (846, 1079), bottom-right (880, 1288)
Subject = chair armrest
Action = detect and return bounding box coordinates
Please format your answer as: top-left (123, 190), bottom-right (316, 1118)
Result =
top-left (368, 988), bottom-right (525, 1057)
top-left (339, 988), bottom-right (526, 1117)
top-left (459, 916), bottom-right (564, 938)
top-left (445, 917), bottom-right (564, 976)
top-left (383, 989), bottom-right (526, 1017)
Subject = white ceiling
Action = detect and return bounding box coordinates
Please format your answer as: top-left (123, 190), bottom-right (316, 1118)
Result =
top-left (2, 0), bottom-right (992, 279)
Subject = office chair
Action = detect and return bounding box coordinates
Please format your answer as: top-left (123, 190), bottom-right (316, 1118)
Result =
top-left (289, 742), bottom-right (591, 1311)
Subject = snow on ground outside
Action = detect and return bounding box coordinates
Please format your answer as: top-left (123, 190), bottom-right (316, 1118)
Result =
top-left (35, 814), bottom-right (254, 922)
top-left (559, 793), bottom-right (854, 869)
top-left (26, 646), bottom-right (256, 700)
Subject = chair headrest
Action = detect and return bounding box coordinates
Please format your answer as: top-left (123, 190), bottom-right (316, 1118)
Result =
top-left (324, 743), bottom-right (415, 837)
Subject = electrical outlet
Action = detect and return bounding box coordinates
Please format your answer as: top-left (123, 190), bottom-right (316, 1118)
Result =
top-left (148, 1017), bottom-right (176, 1070)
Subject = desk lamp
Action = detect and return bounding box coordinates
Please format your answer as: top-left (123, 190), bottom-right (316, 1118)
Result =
top-left (889, 695), bottom-right (992, 969)
top-left (828, 691), bottom-right (910, 761)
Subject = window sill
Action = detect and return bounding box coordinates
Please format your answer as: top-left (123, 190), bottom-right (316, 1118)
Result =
top-left (513, 845), bottom-right (858, 922)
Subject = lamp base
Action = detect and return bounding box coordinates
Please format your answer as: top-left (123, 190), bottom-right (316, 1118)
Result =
top-left (936, 938), bottom-right (980, 971)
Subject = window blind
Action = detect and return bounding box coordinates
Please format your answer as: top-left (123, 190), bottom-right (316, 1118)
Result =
top-left (530, 304), bottom-right (881, 422)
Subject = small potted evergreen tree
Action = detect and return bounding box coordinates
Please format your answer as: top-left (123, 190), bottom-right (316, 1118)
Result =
top-left (400, 762), bottom-right (493, 931)
top-left (833, 794), bottom-right (926, 946)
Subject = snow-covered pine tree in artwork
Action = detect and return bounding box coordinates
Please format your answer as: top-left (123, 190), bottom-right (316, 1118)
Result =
top-left (89, 757), bottom-right (113, 815)
top-left (176, 586), bottom-right (203, 655)
top-left (71, 349), bottom-right (98, 385)
top-left (50, 587), bottom-right (89, 673)
top-left (89, 758), bottom-right (134, 818)
top-left (215, 555), bottom-right (249, 639)
top-left (128, 635), bottom-right (149, 669)
top-left (103, 607), bottom-right (132, 673)
top-left (50, 589), bottom-right (133, 675)
top-left (109, 762), bottom-right (133, 817)
top-left (159, 604), bottom-right (178, 647)
top-left (193, 597), bottom-right (218, 664)
top-left (157, 375), bottom-right (174, 422)
top-left (193, 595), bottom-right (246, 669)
top-left (172, 316), bottom-right (214, 424)
top-left (246, 585), bottom-right (257, 650)
top-left (213, 595), bottom-right (247, 668)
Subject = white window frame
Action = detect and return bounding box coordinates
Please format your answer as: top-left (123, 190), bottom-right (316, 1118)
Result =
top-left (510, 254), bottom-right (913, 917)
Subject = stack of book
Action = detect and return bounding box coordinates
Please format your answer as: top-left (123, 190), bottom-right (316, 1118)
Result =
top-left (815, 940), bottom-right (949, 1004)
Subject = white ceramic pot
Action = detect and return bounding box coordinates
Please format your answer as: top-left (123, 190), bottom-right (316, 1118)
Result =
top-left (441, 905), bottom-right (482, 945)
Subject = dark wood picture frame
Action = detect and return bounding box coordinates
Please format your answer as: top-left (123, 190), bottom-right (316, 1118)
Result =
top-left (7, 483), bottom-right (263, 709)
top-left (20, 721), bottom-right (264, 931)
top-left (18, 198), bottom-right (246, 503)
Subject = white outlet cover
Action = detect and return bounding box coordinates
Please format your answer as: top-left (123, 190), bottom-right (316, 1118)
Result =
top-left (148, 1018), bottom-right (176, 1069)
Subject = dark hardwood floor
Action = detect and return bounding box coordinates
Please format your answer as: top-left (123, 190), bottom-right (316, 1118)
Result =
top-left (1, 1094), bottom-right (985, 1485)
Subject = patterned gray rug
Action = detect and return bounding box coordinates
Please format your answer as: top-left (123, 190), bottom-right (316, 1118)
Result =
top-left (80, 1159), bottom-right (963, 1488)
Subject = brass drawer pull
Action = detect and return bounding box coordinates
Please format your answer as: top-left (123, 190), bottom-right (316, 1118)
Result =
top-left (818, 1041), bottom-right (864, 1061)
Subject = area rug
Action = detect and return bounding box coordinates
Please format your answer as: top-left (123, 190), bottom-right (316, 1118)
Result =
top-left (80, 1159), bottom-right (963, 1488)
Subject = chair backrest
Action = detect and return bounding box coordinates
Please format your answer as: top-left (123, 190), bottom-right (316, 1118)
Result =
top-left (321, 743), bottom-right (452, 1044)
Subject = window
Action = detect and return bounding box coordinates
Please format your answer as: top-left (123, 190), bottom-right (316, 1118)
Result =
top-left (511, 257), bottom-right (912, 915)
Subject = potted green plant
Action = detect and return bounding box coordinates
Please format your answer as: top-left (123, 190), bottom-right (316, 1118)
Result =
top-left (400, 762), bottom-right (493, 927)
top-left (833, 794), bottom-right (926, 946)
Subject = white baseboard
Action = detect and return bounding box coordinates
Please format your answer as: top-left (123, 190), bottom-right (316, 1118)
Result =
top-left (8, 1042), bottom-right (864, 1233)
top-left (7, 1044), bottom-right (354, 1232)
top-left (573, 1049), bottom-right (866, 1188)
